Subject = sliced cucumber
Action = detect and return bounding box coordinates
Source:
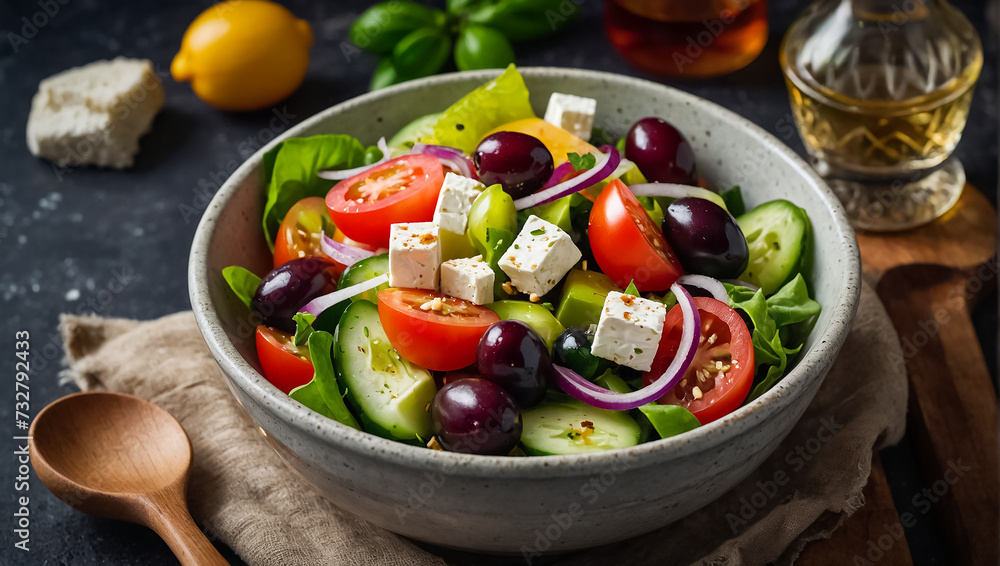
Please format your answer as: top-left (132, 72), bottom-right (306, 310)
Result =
top-left (338, 253), bottom-right (389, 303)
top-left (333, 300), bottom-right (436, 442)
top-left (520, 394), bottom-right (641, 455)
top-left (388, 112), bottom-right (442, 149)
top-left (737, 200), bottom-right (811, 295)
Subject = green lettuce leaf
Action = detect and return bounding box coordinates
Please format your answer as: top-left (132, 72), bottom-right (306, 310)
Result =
top-left (222, 266), bottom-right (261, 310)
top-left (289, 331), bottom-right (360, 429)
top-left (638, 404), bottom-right (701, 439)
top-left (433, 64), bottom-right (534, 153)
top-left (624, 280), bottom-right (641, 296)
top-left (292, 312), bottom-right (316, 346)
top-left (261, 135), bottom-right (376, 250)
top-left (766, 274), bottom-right (821, 328)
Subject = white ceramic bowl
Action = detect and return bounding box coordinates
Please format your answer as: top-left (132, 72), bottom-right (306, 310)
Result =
top-left (189, 68), bottom-right (861, 554)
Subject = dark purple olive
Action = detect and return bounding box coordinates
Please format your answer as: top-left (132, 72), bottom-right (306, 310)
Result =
top-left (662, 197), bottom-right (749, 279)
top-left (431, 378), bottom-right (522, 455)
top-left (473, 132), bottom-right (554, 199)
top-left (251, 257), bottom-right (336, 333)
top-left (625, 117), bottom-right (697, 185)
top-left (476, 320), bottom-right (552, 408)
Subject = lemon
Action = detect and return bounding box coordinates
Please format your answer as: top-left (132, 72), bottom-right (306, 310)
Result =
top-left (171, 1), bottom-right (312, 111)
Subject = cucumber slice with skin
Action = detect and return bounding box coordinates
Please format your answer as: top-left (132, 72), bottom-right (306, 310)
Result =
top-left (737, 200), bottom-right (811, 295)
top-left (388, 112), bottom-right (442, 149)
top-left (338, 254), bottom-right (389, 303)
top-left (333, 300), bottom-right (436, 443)
top-left (521, 395), bottom-right (641, 456)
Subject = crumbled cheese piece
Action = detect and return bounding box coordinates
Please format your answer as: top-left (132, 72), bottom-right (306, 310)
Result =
top-left (440, 255), bottom-right (494, 305)
top-left (26, 58), bottom-right (164, 169)
top-left (498, 215), bottom-right (581, 296)
top-left (543, 93), bottom-right (597, 140)
top-left (388, 222), bottom-right (441, 290)
top-left (590, 291), bottom-right (666, 372)
top-left (433, 172), bottom-right (484, 234)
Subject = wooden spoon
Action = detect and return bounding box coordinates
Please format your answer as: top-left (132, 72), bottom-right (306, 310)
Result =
top-left (29, 391), bottom-right (228, 566)
top-left (857, 186), bottom-right (998, 566)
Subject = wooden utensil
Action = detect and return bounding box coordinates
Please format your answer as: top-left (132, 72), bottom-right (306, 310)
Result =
top-left (856, 186), bottom-right (997, 565)
top-left (29, 391), bottom-right (229, 566)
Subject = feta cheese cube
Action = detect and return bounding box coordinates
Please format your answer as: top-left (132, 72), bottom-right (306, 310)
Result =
top-left (433, 172), bottom-right (485, 234)
top-left (498, 215), bottom-right (581, 296)
top-left (543, 93), bottom-right (597, 140)
top-left (388, 222), bottom-right (441, 290)
top-left (26, 58), bottom-right (165, 169)
top-left (440, 256), bottom-right (494, 305)
top-left (590, 291), bottom-right (666, 372)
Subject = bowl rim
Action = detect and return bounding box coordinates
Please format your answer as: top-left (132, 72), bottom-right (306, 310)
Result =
top-left (189, 67), bottom-right (861, 478)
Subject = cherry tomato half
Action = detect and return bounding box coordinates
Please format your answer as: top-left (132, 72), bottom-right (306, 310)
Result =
top-left (377, 288), bottom-right (500, 371)
top-left (326, 154), bottom-right (444, 248)
top-left (642, 297), bottom-right (754, 425)
top-left (273, 197), bottom-right (338, 268)
top-left (255, 325), bottom-right (314, 394)
top-left (588, 179), bottom-right (683, 292)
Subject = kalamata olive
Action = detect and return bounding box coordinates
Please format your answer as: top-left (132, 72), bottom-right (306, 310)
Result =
top-left (251, 257), bottom-right (337, 332)
top-left (431, 378), bottom-right (522, 455)
top-left (662, 197), bottom-right (749, 279)
top-left (473, 132), bottom-right (554, 199)
top-left (476, 320), bottom-right (551, 408)
top-left (552, 327), bottom-right (603, 379)
top-left (625, 117), bottom-right (697, 185)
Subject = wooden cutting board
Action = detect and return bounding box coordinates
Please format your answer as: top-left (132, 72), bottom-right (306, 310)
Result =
top-left (799, 186), bottom-right (998, 566)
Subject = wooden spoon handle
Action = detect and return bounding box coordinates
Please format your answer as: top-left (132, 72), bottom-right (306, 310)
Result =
top-left (877, 265), bottom-right (999, 566)
top-left (146, 493), bottom-right (230, 566)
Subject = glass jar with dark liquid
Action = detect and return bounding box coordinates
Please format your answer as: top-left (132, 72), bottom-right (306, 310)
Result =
top-left (604, 0), bottom-right (768, 77)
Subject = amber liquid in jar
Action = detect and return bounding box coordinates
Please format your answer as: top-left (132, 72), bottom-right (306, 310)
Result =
top-left (604, 0), bottom-right (768, 77)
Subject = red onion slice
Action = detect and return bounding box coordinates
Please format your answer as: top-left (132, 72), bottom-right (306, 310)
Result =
top-left (299, 273), bottom-right (389, 317)
top-left (514, 147), bottom-right (621, 210)
top-left (543, 161), bottom-right (576, 189)
top-left (412, 143), bottom-right (478, 180)
top-left (321, 233), bottom-right (375, 268)
top-left (318, 137), bottom-right (391, 180)
top-left (629, 183), bottom-right (728, 210)
top-left (553, 283), bottom-right (701, 411)
top-left (677, 274), bottom-right (728, 303)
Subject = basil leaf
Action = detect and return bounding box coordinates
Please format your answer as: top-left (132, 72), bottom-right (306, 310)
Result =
top-left (624, 280), bottom-right (640, 296)
top-left (261, 135), bottom-right (371, 250)
top-left (568, 152), bottom-right (597, 171)
top-left (222, 266), bottom-right (261, 310)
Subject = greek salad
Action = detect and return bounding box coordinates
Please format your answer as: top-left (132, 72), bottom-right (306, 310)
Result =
top-left (223, 66), bottom-right (820, 456)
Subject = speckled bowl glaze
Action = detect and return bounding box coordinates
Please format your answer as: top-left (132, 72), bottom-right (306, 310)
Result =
top-left (189, 68), bottom-right (861, 554)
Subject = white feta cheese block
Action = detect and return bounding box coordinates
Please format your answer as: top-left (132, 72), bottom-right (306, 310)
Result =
top-left (440, 256), bottom-right (494, 305)
top-left (26, 58), bottom-right (165, 169)
top-left (433, 172), bottom-right (485, 234)
top-left (388, 222), bottom-right (441, 290)
top-left (590, 291), bottom-right (666, 372)
top-left (498, 215), bottom-right (581, 296)
top-left (543, 93), bottom-right (597, 140)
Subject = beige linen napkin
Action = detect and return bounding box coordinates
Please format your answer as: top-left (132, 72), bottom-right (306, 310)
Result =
top-left (59, 280), bottom-right (905, 566)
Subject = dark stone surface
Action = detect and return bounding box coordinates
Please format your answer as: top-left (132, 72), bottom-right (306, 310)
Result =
top-left (0, 0), bottom-right (995, 564)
